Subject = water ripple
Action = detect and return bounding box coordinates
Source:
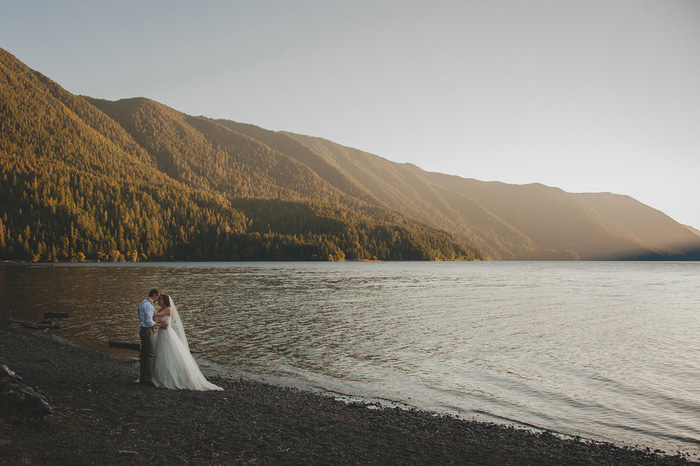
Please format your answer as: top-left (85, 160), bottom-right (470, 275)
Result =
top-left (1, 261), bottom-right (699, 457)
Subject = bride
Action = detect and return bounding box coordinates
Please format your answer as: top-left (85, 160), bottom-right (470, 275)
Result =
top-left (152, 294), bottom-right (222, 391)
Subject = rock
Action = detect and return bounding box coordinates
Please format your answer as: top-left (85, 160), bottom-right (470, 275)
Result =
top-left (0, 364), bottom-right (52, 418)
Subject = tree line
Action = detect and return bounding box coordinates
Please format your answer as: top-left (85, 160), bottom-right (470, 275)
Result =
top-left (0, 162), bottom-right (479, 262)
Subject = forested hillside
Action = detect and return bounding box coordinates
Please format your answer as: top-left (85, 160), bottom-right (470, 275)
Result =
top-left (281, 134), bottom-right (700, 260)
top-left (0, 48), bottom-right (481, 262)
top-left (2, 46), bottom-right (698, 262)
top-left (210, 123), bottom-right (700, 260)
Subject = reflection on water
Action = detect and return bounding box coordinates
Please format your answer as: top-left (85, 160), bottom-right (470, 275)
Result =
top-left (1, 261), bottom-right (700, 457)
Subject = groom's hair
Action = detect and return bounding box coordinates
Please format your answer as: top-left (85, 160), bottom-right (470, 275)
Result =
top-left (148, 289), bottom-right (159, 298)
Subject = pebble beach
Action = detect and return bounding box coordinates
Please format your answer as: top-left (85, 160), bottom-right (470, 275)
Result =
top-left (0, 322), bottom-right (695, 465)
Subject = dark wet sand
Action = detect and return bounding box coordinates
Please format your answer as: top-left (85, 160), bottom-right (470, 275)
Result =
top-left (0, 322), bottom-right (695, 465)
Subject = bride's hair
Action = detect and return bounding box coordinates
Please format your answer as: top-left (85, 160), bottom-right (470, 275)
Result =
top-left (161, 294), bottom-right (171, 307)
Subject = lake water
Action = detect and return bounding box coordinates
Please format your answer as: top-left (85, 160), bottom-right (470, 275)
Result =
top-left (1, 261), bottom-right (699, 457)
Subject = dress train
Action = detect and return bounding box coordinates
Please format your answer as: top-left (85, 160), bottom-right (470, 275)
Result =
top-left (152, 315), bottom-right (222, 391)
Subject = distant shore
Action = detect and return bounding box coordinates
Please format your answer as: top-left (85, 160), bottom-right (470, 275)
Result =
top-left (0, 322), bottom-right (695, 465)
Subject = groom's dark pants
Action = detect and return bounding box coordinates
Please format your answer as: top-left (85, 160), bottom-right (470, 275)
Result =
top-left (139, 326), bottom-right (156, 384)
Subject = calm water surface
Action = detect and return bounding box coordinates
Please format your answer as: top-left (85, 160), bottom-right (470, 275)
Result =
top-left (1, 261), bottom-right (699, 456)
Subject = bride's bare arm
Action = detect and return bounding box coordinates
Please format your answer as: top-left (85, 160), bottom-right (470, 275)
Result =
top-left (154, 307), bottom-right (171, 318)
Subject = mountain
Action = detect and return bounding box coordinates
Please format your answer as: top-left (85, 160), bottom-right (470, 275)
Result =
top-left (0, 48), bottom-right (478, 262)
top-left (400, 167), bottom-right (700, 260)
top-left (208, 125), bottom-right (700, 260)
top-left (1, 47), bottom-right (698, 261)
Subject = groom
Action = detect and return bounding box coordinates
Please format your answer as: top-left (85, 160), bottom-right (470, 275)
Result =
top-left (137, 289), bottom-right (159, 386)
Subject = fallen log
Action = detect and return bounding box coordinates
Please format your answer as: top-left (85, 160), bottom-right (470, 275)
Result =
top-left (1, 364), bottom-right (52, 418)
top-left (107, 341), bottom-right (201, 354)
top-left (19, 321), bottom-right (62, 330)
top-left (108, 341), bottom-right (140, 350)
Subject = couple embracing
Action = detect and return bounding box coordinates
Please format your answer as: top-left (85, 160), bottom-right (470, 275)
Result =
top-left (137, 289), bottom-right (222, 391)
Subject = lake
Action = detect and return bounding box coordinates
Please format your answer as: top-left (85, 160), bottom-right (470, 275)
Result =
top-left (1, 261), bottom-right (699, 457)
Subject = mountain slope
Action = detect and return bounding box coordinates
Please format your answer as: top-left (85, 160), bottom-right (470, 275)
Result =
top-left (686, 225), bottom-right (700, 237)
top-left (0, 49), bottom-right (246, 261)
top-left (208, 119), bottom-right (380, 206)
top-left (413, 168), bottom-right (700, 260)
top-left (2, 46), bottom-right (698, 261)
top-left (0, 48), bottom-right (480, 262)
top-left (280, 133), bottom-right (700, 260)
top-left (85, 96), bottom-right (480, 261)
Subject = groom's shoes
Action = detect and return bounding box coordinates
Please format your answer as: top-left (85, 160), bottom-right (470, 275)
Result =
top-left (139, 380), bottom-right (155, 387)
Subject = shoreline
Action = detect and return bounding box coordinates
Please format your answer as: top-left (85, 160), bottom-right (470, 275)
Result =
top-left (0, 322), bottom-right (696, 465)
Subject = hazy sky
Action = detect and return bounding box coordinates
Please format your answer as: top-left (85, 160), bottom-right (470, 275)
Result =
top-left (3, 1), bottom-right (700, 228)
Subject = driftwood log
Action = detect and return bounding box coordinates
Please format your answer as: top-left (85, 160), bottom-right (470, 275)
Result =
top-left (108, 341), bottom-right (201, 354)
top-left (19, 321), bottom-right (62, 330)
top-left (108, 341), bottom-right (140, 350)
top-left (0, 364), bottom-right (52, 418)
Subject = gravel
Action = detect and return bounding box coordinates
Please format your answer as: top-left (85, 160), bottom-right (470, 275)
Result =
top-left (0, 322), bottom-right (695, 465)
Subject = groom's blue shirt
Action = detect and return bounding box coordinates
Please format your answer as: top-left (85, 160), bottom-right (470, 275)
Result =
top-left (138, 299), bottom-right (156, 328)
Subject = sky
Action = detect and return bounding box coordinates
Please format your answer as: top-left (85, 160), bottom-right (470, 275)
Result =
top-left (3, 0), bottom-right (700, 228)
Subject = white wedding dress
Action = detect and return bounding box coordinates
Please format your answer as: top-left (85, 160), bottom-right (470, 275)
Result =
top-left (152, 299), bottom-right (222, 391)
